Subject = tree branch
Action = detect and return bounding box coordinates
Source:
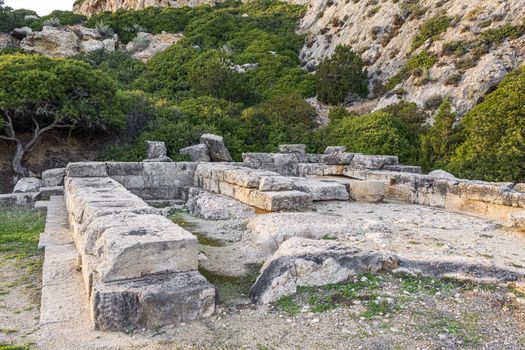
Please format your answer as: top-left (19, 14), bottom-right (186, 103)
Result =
top-left (0, 135), bottom-right (16, 142)
top-left (24, 118), bottom-right (76, 152)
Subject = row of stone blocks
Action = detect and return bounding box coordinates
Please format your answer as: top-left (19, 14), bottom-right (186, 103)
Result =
top-left (64, 166), bottom-right (215, 331)
top-left (346, 168), bottom-right (525, 226)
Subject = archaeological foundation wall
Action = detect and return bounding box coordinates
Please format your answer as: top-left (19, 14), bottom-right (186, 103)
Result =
top-left (24, 138), bottom-right (525, 333)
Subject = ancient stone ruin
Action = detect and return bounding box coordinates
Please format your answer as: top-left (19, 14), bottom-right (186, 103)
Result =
top-left (21, 134), bottom-right (525, 340)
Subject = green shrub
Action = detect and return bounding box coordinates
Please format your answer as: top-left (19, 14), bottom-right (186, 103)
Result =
top-left (30, 10), bottom-right (87, 31)
top-left (420, 97), bottom-right (459, 171)
top-left (315, 45), bottom-right (368, 105)
top-left (0, 5), bottom-right (38, 33)
top-left (447, 67), bottom-right (525, 182)
top-left (411, 15), bottom-right (452, 50)
top-left (383, 51), bottom-right (437, 92)
top-left (73, 50), bottom-right (146, 89)
top-left (326, 109), bottom-right (420, 163)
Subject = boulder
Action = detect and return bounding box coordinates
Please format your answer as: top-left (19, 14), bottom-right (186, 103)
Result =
top-left (348, 180), bottom-right (386, 203)
top-left (102, 38), bottom-right (117, 52)
top-left (128, 32), bottom-right (183, 62)
top-left (324, 146), bottom-right (346, 155)
top-left (21, 26), bottom-right (80, 57)
top-left (144, 140), bottom-right (172, 162)
top-left (42, 168), bottom-right (66, 187)
top-left (200, 134), bottom-right (232, 162)
top-left (10, 27), bottom-right (32, 40)
top-left (250, 237), bottom-right (398, 304)
top-left (179, 144), bottom-right (210, 162)
top-left (247, 212), bottom-right (357, 255)
top-left (186, 188), bottom-right (254, 220)
top-left (428, 169), bottom-right (457, 179)
top-left (70, 25), bottom-right (101, 41)
top-left (278, 144), bottom-right (306, 154)
top-left (13, 177), bottom-right (43, 194)
top-left (80, 39), bottom-right (104, 53)
top-left (0, 33), bottom-right (20, 49)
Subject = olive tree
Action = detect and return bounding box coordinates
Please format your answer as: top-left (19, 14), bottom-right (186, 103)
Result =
top-left (0, 53), bottom-right (124, 177)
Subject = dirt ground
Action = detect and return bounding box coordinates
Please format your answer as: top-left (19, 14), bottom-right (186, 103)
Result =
top-left (0, 255), bottom-right (41, 349)
top-left (3, 201), bottom-right (525, 349)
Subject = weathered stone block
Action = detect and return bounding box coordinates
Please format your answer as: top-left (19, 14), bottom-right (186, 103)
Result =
top-left (278, 144), bottom-right (306, 154)
top-left (245, 190), bottom-right (313, 212)
top-left (348, 155), bottom-right (399, 170)
top-left (250, 238), bottom-right (398, 304)
top-left (200, 134), bottom-right (232, 162)
top-left (13, 177), bottom-right (43, 193)
top-left (146, 140), bottom-right (168, 159)
top-left (324, 146), bottom-right (346, 154)
top-left (180, 144), bottom-right (210, 162)
top-left (94, 214), bottom-right (197, 282)
top-left (42, 168), bottom-right (66, 187)
top-left (91, 272), bottom-right (215, 331)
top-left (383, 165), bottom-right (422, 174)
top-left (292, 179), bottom-right (349, 201)
top-left (349, 180), bottom-right (387, 202)
top-left (259, 176), bottom-right (294, 191)
top-left (66, 162), bottom-right (108, 177)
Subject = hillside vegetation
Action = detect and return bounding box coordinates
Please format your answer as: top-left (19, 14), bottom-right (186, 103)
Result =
top-left (0, 0), bottom-right (524, 182)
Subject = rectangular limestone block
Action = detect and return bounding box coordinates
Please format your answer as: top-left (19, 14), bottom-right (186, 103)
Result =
top-left (243, 190), bottom-right (312, 211)
top-left (66, 162), bottom-right (108, 177)
top-left (383, 165), bottom-right (422, 174)
top-left (143, 162), bottom-right (197, 188)
top-left (348, 180), bottom-right (387, 203)
top-left (106, 162), bottom-right (144, 176)
top-left (348, 155), bottom-right (399, 170)
top-left (292, 179), bottom-right (349, 201)
top-left (93, 214), bottom-right (198, 283)
top-left (259, 176), bottom-right (295, 191)
top-left (91, 271), bottom-right (215, 331)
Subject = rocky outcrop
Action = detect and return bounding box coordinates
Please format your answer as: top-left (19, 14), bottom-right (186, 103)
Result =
top-left (21, 26), bottom-right (94, 57)
top-left (126, 31), bottom-right (183, 62)
top-left (73, 0), bottom-right (217, 16)
top-left (0, 33), bottom-right (20, 50)
top-left (292, 0), bottom-right (525, 116)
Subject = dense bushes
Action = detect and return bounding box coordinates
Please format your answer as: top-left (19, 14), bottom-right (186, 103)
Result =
top-left (0, 3), bottom-right (37, 33)
top-left (30, 10), bottom-right (87, 31)
top-left (321, 103), bottom-right (422, 164)
top-left (315, 45), bottom-right (368, 105)
top-left (420, 98), bottom-right (458, 171)
top-left (73, 49), bottom-right (146, 89)
top-left (447, 67), bottom-right (525, 182)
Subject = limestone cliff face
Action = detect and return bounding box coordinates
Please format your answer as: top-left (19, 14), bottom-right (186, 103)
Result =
top-left (73, 0), bottom-right (525, 115)
top-left (73, 0), bottom-right (216, 16)
top-left (291, 0), bottom-right (525, 115)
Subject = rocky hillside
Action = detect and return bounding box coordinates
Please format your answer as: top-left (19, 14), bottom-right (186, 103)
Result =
top-left (71, 0), bottom-right (525, 116)
top-left (73, 0), bottom-right (215, 16)
top-left (291, 0), bottom-right (525, 115)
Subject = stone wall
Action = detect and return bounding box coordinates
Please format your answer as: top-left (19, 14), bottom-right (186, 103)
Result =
top-left (345, 169), bottom-right (525, 225)
top-left (64, 163), bottom-right (215, 331)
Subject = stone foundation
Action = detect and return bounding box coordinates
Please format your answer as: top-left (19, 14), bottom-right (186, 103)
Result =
top-left (64, 165), bottom-right (215, 331)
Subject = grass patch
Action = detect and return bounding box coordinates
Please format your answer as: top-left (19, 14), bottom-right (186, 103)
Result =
top-left (168, 212), bottom-right (197, 230)
top-left (199, 265), bottom-right (261, 303)
top-left (276, 295), bottom-right (300, 316)
top-left (0, 346), bottom-right (31, 350)
top-left (193, 233), bottom-right (225, 247)
top-left (0, 209), bottom-right (45, 258)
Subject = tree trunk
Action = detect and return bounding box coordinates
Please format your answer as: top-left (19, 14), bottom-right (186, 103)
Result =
top-left (11, 142), bottom-right (29, 177)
